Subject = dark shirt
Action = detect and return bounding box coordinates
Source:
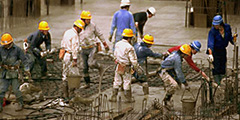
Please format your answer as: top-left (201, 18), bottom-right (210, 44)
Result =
top-left (133, 12), bottom-right (148, 36)
top-left (134, 42), bottom-right (162, 64)
top-left (27, 30), bottom-right (51, 52)
top-left (207, 23), bottom-right (234, 52)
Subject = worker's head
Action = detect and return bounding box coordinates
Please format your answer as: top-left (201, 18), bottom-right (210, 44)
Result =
top-left (1, 33), bottom-right (14, 49)
top-left (80, 10), bottom-right (92, 25)
top-left (142, 34), bottom-right (154, 47)
top-left (179, 44), bottom-right (192, 56)
top-left (73, 19), bottom-right (85, 33)
top-left (38, 21), bottom-right (50, 35)
top-left (212, 15), bottom-right (223, 29)
top-left (120, 0), bottom-right (130, 10)
top-left (122, 28), bottom-right (134, 42)
top-left (147, 7), bottom-right (156, 18)
top-left (190, 41), bottom-right (201, 54)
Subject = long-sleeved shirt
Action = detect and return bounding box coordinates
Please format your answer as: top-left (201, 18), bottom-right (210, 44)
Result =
top-left (0, 44), bottom-right (29, 79)
top-left (207, 23), bottom-right (234, 52)
top-left (133, 12), bottom-right (148, 36)
top-left (80, 22), bottom-right (106, 48)
top-left (161, 51), bottom-right (186, 83)
top-left (134, 42), bottom-right (162, 64)
top-left (114, 39), bottom-right (138, 66)
top-left (110, 9), bottom-right (136, 37)
top-left (61, 28), bottom-right (80, 59)
top-left (27, 30), bottom-right (51, 51)
top-left (168, 45), bottom-right (200, 72)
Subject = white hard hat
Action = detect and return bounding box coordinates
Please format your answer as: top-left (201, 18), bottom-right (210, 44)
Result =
top-left (120, 0), bottom-right (130, 7)
top-left (148, 7), bottom-right (156, 15)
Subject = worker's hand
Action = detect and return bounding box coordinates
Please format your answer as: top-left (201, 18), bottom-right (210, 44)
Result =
top-left (72, 59), bottom-right (77, 67)
top-left (103, 42), bottom-right (109, 52)
top-left (208, 55), bottom-right (214, 62)
top-left (40, 51), bottom-right (48, 57)
top-left (140, 35), bottom-right (144, 39)
top-left (233, 33), bottom-right (238, 43)
top-left (108, 35), bottom-right (113, 42)
top-left (200, 71), bottom-right (209, 82)
top-left (162, 52), bottom-right (170, 57)
top-left (23, 42), bottom-right (29, 52)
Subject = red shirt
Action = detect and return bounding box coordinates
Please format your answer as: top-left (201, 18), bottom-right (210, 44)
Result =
top-left (168, 45), bottom-right (201, 72)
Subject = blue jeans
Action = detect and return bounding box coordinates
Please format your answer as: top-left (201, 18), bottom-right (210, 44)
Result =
top-left (0, 78), bottom-right (22, 99)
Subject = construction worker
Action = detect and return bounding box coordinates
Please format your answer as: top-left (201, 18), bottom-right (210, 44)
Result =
top-left (165, 41), bottom-right (209, 82)
top-left (133, 7), bottom-right (156, 39)
top-left (133, 34), bottom-right (162, 95)
top-left (0, 33), bottom-right (30, 112)
top-left (207, 15), bottom-right (238, 85)
top-left (109, 0), bottom-right (136, 51)
top-left (159, 44), bottom-right (191, 106)
top-left (79, 10), bottom-right (110, 89)
top-left (61, 19), bottom-right (85, 100)
top-left (109, 28), bottom-right (139, 103)
top-left (26, 20), bottom-right (51, 78)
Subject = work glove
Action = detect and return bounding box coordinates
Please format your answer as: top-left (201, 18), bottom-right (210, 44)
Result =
top-left (233, 33), bottom-right (238, 43)
top-left (108, 35), bottom-right (113, 42)
top-left (200, 71), bottom-right (209, 82)
top-left (40, 51), bottom-right (48, 57)
top-left (23, 42), bottom-right (29, 51)
top-left (72, 59), bottom-right (77, 67)
top-left (208, 55), bottom-right (214, 62)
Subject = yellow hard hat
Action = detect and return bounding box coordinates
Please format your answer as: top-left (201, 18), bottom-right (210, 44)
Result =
top-left (38, 21), bottom-right (50, 30)
top-left (122, 29), bottom-right (134, 37)
top-left (74, 19), bottom-right (85, 30)
top-left (180, 44), bottom-right (192, 56)
top-left (143, 34), bottom-right (154, 44)
top-left (1, 33), bottom-right (13, 45)
top-left (80, 10), bottom-right (92, 19)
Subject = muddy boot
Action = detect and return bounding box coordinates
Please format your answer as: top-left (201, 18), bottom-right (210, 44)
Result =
top-left (109, 88), bottom-right (118, 102)
top-left (0, 97), bottom-right (3, 112)
top-left (62, 81), bottom-right (69, 99)
top-left (124, 90), bottom-right (135, 103)
top-left (142, 82), bottom-right (149, 95)
top-left (81, 76), bottom-right (90, 89)
top-left (15, 97), bottom-right (24, 111)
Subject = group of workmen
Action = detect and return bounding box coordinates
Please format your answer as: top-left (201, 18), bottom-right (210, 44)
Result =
top-left (0, 0), bottom-right (238, 113)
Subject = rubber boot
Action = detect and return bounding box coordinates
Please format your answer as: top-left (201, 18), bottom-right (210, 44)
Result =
top-left (81, 76), bottom-right (90, 89)
top-left (142, 82), bottom-right (149, 95)
top-left (124, 90), bottom-right (135, 103)
top-left (15, 97), bottom-right (24, 111)
top-left (109, 88), bottom-right (118, 102)
top-left (0, 97), bottom-right (3, 112)
top-left (62, 81), bottom-right (69, 99)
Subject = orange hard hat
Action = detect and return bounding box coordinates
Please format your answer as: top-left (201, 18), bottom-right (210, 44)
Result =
top-left (143, 34), bottom-right (154, 44)
top-left (74, 19), bottom-right (85, 30)
top-left (38, 21), bottom-right (50, 30)
top-left (1, 33), bottom-right (13, 45)
top-left (180, 44), bottom-right (192, 56)
top-left (122, 29), bottom-right (134, 37)
top-left (80, 11), bottom-right (92, 19)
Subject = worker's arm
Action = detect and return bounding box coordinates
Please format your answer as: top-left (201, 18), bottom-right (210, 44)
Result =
top-left (145, 48), bottom-right (162, 58)
top-left (168, 45), bottom-right (181, 53)
top-left (184, 55), bottom-right (200, 72)
top-left (45, 33), bottom-right (51, 51)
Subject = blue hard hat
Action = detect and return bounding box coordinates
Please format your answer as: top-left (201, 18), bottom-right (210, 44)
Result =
top-left (212, 15), bottom-right (223, 25)
top-left (190, 41), bottom-right (201, 52)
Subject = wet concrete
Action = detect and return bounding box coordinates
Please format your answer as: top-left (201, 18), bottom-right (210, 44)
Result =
top-left (0, 0), bottom-right (240, 119)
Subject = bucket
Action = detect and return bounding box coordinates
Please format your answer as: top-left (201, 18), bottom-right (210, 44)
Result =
top-left (181, 90), bottom-right (196, 115)
top-left (67, 75), bottom-right (81, 89)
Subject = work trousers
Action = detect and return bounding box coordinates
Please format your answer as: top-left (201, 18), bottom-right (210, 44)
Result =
top-left (62, 53), bottom-right (73, 81)
top-left (27, 53), bottom-right (47, 75)
top-left (212, 49), bottom-right (226, 75)
top-left (113, 65), bottom-right (132, 90)
top-left (0, 78), bottom-right (22, 99)
top-left (159, 69), bottom-right (178, 95)
top-left (81, 47), bottom-right (99, 77)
